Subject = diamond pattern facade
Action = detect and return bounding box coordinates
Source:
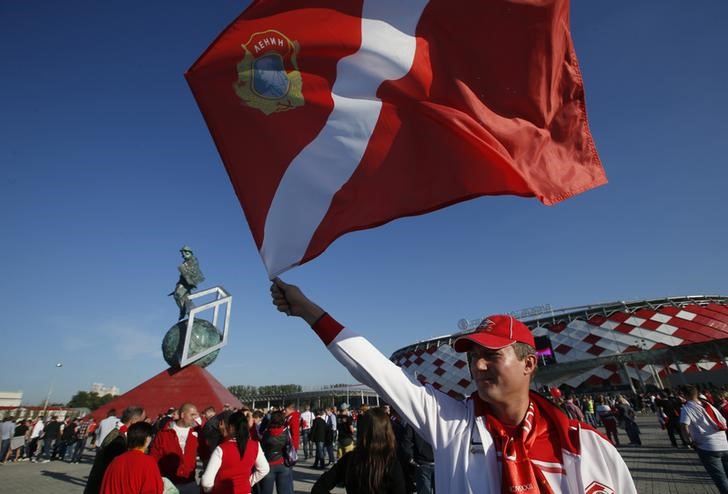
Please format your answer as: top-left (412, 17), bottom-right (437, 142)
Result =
top-left (390, 296), bottom-right (728, 398)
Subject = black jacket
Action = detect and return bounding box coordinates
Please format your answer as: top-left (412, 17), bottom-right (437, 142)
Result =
top-left (309, 416), bottom-right (328, 443)
top-left (43, 420), bottom-right (62, 441)
top-left (401, 424), bottom-right (434, 465)
top-left (84, 433), bottom-right (126, 494)
top-left (312, 450), bottom-right (407, 494)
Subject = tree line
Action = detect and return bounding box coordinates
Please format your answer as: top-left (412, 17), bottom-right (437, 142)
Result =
top-left (227, 384), bottom-right (302, 399)
top-left (66, 391), bottom-right (115, 410)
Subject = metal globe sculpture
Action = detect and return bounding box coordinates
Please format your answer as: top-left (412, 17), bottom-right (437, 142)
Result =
top-left (162, 319), bottom-right (222, 368)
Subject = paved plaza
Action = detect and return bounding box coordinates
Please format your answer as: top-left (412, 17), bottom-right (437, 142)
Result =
top-left (0, 415), bottom-right (720, 493)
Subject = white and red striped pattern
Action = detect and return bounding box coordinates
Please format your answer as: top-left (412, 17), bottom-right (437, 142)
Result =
top-left (187, 0), bottom-right (605, 277)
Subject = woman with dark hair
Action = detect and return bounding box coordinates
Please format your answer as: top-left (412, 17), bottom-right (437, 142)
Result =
top-left (100, 422), bottom-right (163, 494)
top-left (312, 407), bottom-right (406, 494)
top-left (259, 411), bottom-right (294, 494)
top-left (201, 411), bottom-right (269, 494)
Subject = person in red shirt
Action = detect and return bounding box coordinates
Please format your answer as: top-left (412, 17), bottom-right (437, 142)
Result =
top-left (283, 403), bottom-right (300, 451)
top-left (201, 411), bottom-right (269, 493)
top-left (100, 421), bottom-right (163, 494)
top-left (150, 403), bottom-right (200, 494)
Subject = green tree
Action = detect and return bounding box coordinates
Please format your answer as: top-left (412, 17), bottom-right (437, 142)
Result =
top-left (257, 384), bottom-right (302, 396)
top-left (67, 391), bottom-right (115, 410)
top-left (228, 385), bottom-right (259, 400)
top-left (227, 384), bottom-right (302, 400)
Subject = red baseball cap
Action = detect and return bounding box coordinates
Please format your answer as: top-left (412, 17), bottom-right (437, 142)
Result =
top-left (453, 315), bottom-right (535, 352)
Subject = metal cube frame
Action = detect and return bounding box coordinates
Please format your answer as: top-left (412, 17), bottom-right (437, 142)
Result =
top-left (179, 286), bottom-right (232, 368)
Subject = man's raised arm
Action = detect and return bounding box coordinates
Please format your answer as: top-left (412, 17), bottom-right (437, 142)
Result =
top-left (269, 278), bottom-right (467, 447)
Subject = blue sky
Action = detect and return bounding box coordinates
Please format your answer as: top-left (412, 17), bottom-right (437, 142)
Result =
top-left (2, 1), bottom-right (727, 405)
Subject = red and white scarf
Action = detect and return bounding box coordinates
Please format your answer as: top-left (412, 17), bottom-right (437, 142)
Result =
top-left (483, 401), bottom-right (555, 494)
top-left (700, 400), bottom-right (728, 431)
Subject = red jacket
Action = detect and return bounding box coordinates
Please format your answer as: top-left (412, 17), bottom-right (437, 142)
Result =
top-left (285, 411), bottom-right (300, 450)
top-left (150, 425), bottom-right (199, 484)
top-left (211, 439), bottom-right (260, 494)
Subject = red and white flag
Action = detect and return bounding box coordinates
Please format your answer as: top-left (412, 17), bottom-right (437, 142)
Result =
top-left (186, 0), bottom-right (605, 278)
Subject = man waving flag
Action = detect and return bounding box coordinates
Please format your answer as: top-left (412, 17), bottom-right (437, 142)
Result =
top-left (186, 0), bottom-right (605, 278)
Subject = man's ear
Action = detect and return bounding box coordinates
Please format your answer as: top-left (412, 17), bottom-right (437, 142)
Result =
top-left (524, 354), bottom-right (538, 376)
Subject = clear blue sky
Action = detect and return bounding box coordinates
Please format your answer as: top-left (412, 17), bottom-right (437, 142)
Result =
top-left (2, 1), bottom-right (727, 405)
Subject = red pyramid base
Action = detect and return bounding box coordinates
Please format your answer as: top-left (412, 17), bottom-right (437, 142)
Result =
top-left (90, 365), bottom-right (242, 421)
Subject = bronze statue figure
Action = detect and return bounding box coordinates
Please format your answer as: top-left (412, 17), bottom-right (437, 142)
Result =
top-left (170, 245), bottom-right (205, 320)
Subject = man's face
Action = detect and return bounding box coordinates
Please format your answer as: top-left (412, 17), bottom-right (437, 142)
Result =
top-left (181, 250), bottom-right (192, 260)
top-left (468, 344), bottom-right (534, 406)
top-left (178, 407), bottom-right (199, 427)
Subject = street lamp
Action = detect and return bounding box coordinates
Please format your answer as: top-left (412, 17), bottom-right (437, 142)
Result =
top-left (41, 362), bottom-right (63, 416)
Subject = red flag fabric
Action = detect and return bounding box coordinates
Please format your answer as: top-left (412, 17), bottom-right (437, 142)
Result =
top-left (186, 0), bottom-right (605, 277)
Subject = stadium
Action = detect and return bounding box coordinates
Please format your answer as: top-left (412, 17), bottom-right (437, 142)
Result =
top-left (390, 295), bottom-right (728, 398)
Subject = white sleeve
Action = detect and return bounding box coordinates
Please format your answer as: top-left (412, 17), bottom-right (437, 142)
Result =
top-left (679, 405), bottom-right (690, 425)
top-left (579, 428), bottom-right (637, 494)
top-left (201, 446), bottom-right (223, 492)
top-left (326, 326), bottom-right (469, 448)
top-left (250, 443), bottom-right (270, 486)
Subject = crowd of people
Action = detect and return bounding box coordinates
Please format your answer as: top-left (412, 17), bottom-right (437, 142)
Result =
top-left (0, 413), bottom-right (96, 464)
top-left (3, 378), bottom-right (728, 493)
top-left (0, 397), bottom-right (439, 494)
top-left (81, 402), bottom-right (296, 494)
top-left (4, 279), bottom-right (728, 493)
top-left (4, 381), bottom-right (728, 493)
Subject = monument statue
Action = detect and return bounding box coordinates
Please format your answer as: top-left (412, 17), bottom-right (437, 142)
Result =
top-left (162, 246), bottom-right (230, 369)
top-left (170, 245), bottom-right (205, 320)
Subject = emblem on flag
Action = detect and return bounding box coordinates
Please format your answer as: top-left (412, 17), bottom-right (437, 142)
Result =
top-left (234, 30), bottom-right (304, 115)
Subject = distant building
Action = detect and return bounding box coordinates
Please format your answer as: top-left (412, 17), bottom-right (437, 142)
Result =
top-left (233, 384), bottom-right (380, 410)
top-left (0, 406), bottom-right (69, 421)
top-left (0, 391), bottom-right (22, 407)
top-left (91, 383), bottom-right (120, 396)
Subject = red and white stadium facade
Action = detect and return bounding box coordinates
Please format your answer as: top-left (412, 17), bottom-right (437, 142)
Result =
top-left (390, 295), bottom-right (728, 398)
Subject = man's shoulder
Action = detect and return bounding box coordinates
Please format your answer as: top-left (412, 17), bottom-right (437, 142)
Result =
top-left (155, 427), bottom-right (176, 439)
top-left (578, 422), bottom-right (619, 452)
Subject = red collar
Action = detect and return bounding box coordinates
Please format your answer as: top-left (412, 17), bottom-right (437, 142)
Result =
top-left (473, 390), bottom-right (579, 455)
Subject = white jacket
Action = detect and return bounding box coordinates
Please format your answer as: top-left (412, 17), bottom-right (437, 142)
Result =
top-left (316, 316), bottom-right (636, 494)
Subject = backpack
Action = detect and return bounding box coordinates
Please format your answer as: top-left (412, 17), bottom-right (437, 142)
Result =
top-left (283, 427), bottom-right (298, 467)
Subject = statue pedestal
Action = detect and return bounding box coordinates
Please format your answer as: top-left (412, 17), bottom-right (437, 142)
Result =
top-left (91, 365), bottom-right (242, 420)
